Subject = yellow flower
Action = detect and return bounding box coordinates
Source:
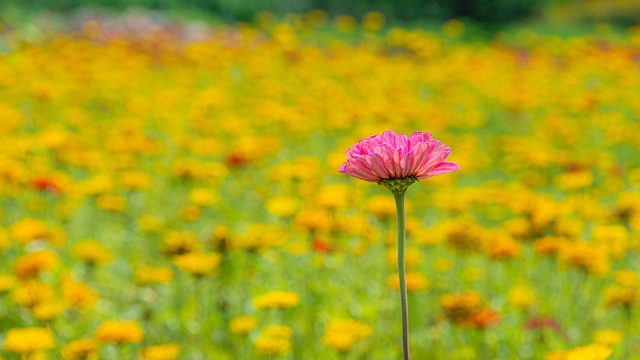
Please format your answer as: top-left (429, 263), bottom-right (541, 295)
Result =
top-left (254, 336), bottom-right (290, 356)
top-left (139, 343), bottom-right (181, 360)
top-left (135, 266), bottom-right (174, 286)
top-left (10, 218), bottom-right (64, 245)
top-left (232, 224), bottom-right (286, 251)
top-left (76, 175), bottom-right (114, 196)
top-left (0, 274), bottom-right (16, 292)
top-left (10, 218), bottom-right (49, 244)
top-left (555, 170), bottom-right (594, 190)
top-left (593, 330), bottom-right (623, 346)
top-left (254, 325), bottom-right (293, 356)
top-left (504, 217), bottom-right (532, 238)
top-left (229, 315), bottom-right (258, 334)
top-left (592, 225), bottom-right (630, 258)
top-left (63, 279), bottom-right (99, 312)
top-left (508, 284), bottom-right (536, 310)
top-left (604, 285), bottom-right (639, 309)
top-left (188, 188), bottom-right (217, 206)
top-left (486, 234), bottom-right (522, 260)
top-left (535, 236), bottom-right (568, 257)
top-left (322, 319), bottom-right (372, 352)
top-left (266, 196), bottom-right (299, 218)
top-left (121, 171), bottom-right (152, 190)
top-left (161, 231), bottom-right (199, 256)
top-left (62, 339), bottom-right (98, 360)
top-left (31, 301), bottom-right (66, 321)
top-left (253, 291), bottom-right (300, 309)
top-left (615, 270), bottom-right (639, 287)
top-left (559, 241), bottom-right (609, 276)
top-left (72, 239), bottom-right (113, 266)
top-left (172, 252), bottom-right (222, 276)
top-left (12, 281), bottom-right (55, 308)
top-left (294, 209), bottom-right (333, 233)
top-left (95, 321), bottom-right (144, 344)
top-left (315, 184), bottom-right (350, 210)
top-left (96, 194), bottom-right (127, 212)
top-left (546, 343), bottom-right (612, 360)
top-left (3, 327), bottom-right (55, 354)
top-left (209, 225), bottom-right (231, 250)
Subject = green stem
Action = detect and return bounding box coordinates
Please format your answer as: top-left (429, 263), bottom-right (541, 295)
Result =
top-left (119, 343), bottom-right (128, 358)
top-left (393, 190), bottom-right (410, 360)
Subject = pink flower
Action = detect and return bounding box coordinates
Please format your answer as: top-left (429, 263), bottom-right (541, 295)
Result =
top-left (339, 130), bottom-right (460, 182)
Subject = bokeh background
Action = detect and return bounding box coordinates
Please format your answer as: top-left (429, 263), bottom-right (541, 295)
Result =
top-left (0, 1), bottom-right (640, 359)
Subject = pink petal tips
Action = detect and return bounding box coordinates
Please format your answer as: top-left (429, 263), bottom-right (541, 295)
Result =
top-left (338, 130), bottom-right (460, 182)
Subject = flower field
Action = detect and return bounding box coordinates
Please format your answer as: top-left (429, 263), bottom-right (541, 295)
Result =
top-left (1, 13), bottom-right (640, 359)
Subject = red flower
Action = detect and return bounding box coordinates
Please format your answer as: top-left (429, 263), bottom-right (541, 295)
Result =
top-left (312, 238), bottom-right (332, 253)
top-left (525, 317), bottom-right (563, 334)
top-left (32, 177), bottom-right (61, 194)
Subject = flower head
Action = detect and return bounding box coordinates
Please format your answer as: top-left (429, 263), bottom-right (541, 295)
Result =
top-left (322, 319), bottom-right (372, 352)
top-left (229, 315), bottom-right (258, 334)
top-left (254, 325), bottom-right (293, 356)
top-left (339, 130), bottom-right (459, 189)
top-left (95, 321), bottom-right (144, 344)
top-left (3, 327), bottom-right (55, 354)
top-left (172, 252), bottom-right (222, 276)
top-left (134, 266), bottom-right (175, 285)
top-left (253, 290), bottom-right (300, 309)
top-left (139, 343), bottom-right (181, 360)
top-left (62, 339), bottom-right (99, 360)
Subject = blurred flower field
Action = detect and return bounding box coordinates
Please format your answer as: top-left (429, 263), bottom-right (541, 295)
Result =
top-left (1, 12), bottom-right (640, 359)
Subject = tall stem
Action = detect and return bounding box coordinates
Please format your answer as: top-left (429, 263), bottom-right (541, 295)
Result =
top-left (393, 190), bottom-right (410, 360)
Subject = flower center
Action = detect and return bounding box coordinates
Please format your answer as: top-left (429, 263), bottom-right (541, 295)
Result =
top-left (377, 176), bottom-right (418, 193)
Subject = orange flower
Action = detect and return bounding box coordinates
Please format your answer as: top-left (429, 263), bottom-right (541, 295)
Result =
top-left (95, 321), bottom-right (144, 344)
top-left (14, 250), bottom-right (59, 279)
top-left (470, 309), bottom-right (500, 329)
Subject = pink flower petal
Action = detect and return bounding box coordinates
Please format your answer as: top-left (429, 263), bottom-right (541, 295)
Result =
top-left (339, 130), bottom-right (459, 183)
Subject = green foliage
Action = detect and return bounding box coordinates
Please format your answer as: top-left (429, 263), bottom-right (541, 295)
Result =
top-left (1, 0), bottom-right (567, 25)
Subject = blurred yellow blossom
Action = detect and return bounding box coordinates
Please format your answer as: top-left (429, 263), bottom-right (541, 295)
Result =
top-left (135, 266), bottom-right (174, 286)
top-left (3, 327), bottom-right (55, 354)
top-left (508, 284), bottom-right (536, 310)
top-left (229, 315), bottom-right (258, 334)
top-left (95, 321), bottom-right (144, 344)
top-left (593, 330), bottom-right (623, 346)
top-left (173, 252), bottom-right (222, 276)
top-left (61, 339), bottom-right (98, 360)
top-left (546, 343), bottom-right (612, 360)
top-left (139, 343), bottom-right (181, 360)
top-left (322, 319), bottom-right (372, 352)
top-left (253, 291), bottom-right (300, 309)
top-left (254, 325), bottom-right (292, 356)
top-left (72, 239), bottom-right (113, 266)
